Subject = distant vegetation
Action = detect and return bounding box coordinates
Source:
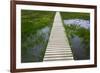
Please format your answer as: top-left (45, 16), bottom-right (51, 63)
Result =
top-left (61, 12), bottom-right (90, 60)
top-left (60, 12), bottom-right (90, 20)
top-left (21, 10), bottom-right (55, 41)
top-left (21, 10), bottom-right (55, 62)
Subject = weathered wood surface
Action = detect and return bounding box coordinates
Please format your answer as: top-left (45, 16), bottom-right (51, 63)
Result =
top-left (43, 12), bottom-right (73, 61)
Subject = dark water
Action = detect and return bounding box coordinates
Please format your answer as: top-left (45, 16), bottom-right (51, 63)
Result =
top-left (21, 26), bottom-right (51, 62)
top-left (64, 19), bottom-right (90, 60)
top-left (70, 35), bottom-right (89, 60)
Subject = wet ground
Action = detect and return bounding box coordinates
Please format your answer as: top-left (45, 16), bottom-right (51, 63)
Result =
top-left (21, 26), bottom-right (51, 62)
top-left (64, 19), bottom-right (90, 60)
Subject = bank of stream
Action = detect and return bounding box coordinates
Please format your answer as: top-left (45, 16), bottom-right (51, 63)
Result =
top-left (21, 26), bottom-right (52, 62)
top-left (63, 19), bottom-right (90, 60)
top-left (21, 10), bottom-right (55, 62)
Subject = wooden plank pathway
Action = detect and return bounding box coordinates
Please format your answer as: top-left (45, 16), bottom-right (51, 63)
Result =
top-left (43, 12), bottom-right (73, 61)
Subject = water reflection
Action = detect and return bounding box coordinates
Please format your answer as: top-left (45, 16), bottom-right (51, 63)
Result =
top-left (64, 19), bottom-right (90, 60)
top-left (64, 19), bottom-right (90, 29)
top-left (22, 26), bottom-right (51, 62)
top-left (70, 35), bottom-right (87, 60)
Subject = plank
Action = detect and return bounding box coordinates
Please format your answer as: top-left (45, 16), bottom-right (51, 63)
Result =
top-left (43, 12), bottom-right (74, 61)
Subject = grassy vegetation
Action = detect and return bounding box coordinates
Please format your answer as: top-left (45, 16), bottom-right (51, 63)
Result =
top-left (21, 10), bottom-right (55, 41)
top-left (60, 12), bottom-right (90, 60)
top-left (21, 10), bottom-right (55, 62)
top-left (63, 24), bottom-right (90, 59)
top-left (60, 12), bottom-right (90, 20)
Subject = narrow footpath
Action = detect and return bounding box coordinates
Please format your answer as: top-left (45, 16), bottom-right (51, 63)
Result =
top-left (43, 12), bottom-right (74, 61)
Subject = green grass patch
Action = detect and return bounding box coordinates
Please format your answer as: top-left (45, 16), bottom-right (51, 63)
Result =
top-left (60, 12), bottom-right (90, 20)
top-left (64, 24), bottom-right (90, 59)
top-left (60, 12), bottom-right (90, 60)
top-left (21, 10), bottom-right (55, 62)
top-left (21, 10), bottom-right (55, 41)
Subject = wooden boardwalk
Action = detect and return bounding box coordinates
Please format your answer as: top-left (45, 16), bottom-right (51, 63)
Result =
top-left (43, 12), bottom-right (73, 61)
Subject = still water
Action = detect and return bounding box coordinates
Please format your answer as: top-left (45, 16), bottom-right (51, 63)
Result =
top-left (21, 26), bottom-right (51, 62)
top-left (64, 19), bottom-right (90, 60)
top-left (64, 19), bottom-right (90, 29)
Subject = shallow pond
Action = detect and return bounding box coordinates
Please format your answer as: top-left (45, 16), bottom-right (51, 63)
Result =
top-left (64, 19), bottom-right (90, 60)
top-left (70, 35), bottom-right (89, 60)
top-left (64, 19), bottom-right (90, 29)
top-left (21, 26), bottom-right (51, 62)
